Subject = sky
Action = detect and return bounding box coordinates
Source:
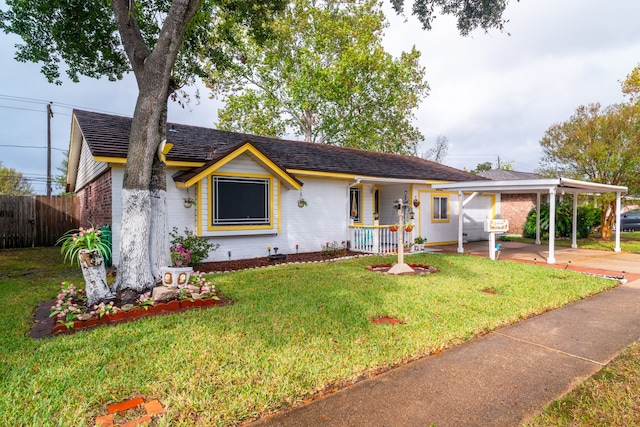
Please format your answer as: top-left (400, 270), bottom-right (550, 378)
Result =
top-left (1, 0), bottom-right (639, 194)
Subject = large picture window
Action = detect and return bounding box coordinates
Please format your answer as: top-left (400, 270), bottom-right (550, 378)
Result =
top-left (212, 176), bottom-right (270, 226)
top-left (432, 196), bottom-right (448, 221)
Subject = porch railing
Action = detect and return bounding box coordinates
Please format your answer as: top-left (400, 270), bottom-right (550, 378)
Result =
top-left (349, 225), bottom-right (413, 254)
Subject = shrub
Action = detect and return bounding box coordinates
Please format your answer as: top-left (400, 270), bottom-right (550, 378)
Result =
top-left (523, 201), bottom-right (601, 239)
top-left (321, 241), bottom-right (347, 256)
top-left (169, 227), bottom-right (219, 268)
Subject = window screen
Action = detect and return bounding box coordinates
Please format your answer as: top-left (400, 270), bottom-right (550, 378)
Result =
top-left (212, 176), bottom-right (270, 225)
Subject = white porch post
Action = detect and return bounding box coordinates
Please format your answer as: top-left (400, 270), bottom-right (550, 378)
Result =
top-left (535, 193), bottom-right (541, 245)
top-left (457, 190), bottom-right (464, 253)
top-left (571, 192), bottom-right (578, 249)
top-left (548, 187), bottom-right (556, 264)
top-left (615, 191), bottom-right (622, 253)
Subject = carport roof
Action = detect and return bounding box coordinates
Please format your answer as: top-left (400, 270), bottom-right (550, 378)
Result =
top-left (431, 177), bottom-right (628, 264)
top-left (432, 177), bottom-right (627, 194)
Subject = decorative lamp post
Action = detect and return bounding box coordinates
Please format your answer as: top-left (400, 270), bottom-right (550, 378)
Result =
top-left (387, 197), bottom-right (415, 275)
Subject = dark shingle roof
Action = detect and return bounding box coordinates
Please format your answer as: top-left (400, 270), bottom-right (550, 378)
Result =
top-left (478, 169), bottom-right (542, 181)
top-left (74, 109), bottom-right (484, 182)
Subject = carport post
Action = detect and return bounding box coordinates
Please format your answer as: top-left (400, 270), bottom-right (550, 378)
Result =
top-left (457, 191), bottom-right (464, 253)
top-left (547, 188), bottom-right (556, 264)
top-left (571, 193), bottom-right (578, 249)
top-left (615, 191), bottom-right (622, 253)
top-left (535, 193), bottom-right (541, 245)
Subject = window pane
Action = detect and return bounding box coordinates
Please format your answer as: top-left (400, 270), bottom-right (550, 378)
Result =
top-left (433, 196), bottom-right (448, 220)
top-left (213, 177), bottom-right (269, 225)
top-left (440, 197), bottom-right (448, 219)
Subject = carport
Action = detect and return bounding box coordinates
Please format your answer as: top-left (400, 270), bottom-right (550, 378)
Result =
top-left (432, 178), bottom-right (628, 264)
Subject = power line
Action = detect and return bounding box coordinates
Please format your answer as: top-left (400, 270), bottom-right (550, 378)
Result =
top-left (0, 144), bottom-right (66, 151)
top-left (0, 94), bottom-right (130, 116)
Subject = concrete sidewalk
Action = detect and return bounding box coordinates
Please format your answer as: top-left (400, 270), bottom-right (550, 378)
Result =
top-left (249, 246), bottom-right (640, 427)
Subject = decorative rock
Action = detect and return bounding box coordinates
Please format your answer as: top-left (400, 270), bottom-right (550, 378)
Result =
top-left (152, 285), bottom-right (180, 302)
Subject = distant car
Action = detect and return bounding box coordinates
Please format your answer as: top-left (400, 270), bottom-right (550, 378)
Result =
top-left (620, 209), bottom-right (640, 231)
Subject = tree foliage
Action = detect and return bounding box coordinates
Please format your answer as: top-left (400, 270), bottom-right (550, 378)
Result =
top-left (470, 161), bottom-right (493, 174)
top-left (390, 0), bottom-right (514, 34)
top-left (537, 102), bottom-right (640, 238)
top-left (208, 0), bottom-right (429, 154)
top-left (622, 63), bottom-right (640, 104)
top-left (0, 161), bottom-right (33, 195)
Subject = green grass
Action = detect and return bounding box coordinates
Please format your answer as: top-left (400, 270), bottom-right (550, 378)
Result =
top-left (0, 247), bottom-right (621, 426)
top-left (525, 341), bottom-right (640, 426)
top-left (502, 231), bottom-right (640, 253)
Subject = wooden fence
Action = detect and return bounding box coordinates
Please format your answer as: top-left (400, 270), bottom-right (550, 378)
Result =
top-left (0, 196), bottom-right (79, 248)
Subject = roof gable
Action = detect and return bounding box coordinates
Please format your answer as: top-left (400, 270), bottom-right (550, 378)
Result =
top-left (176, 142), bottom-right (302, 190)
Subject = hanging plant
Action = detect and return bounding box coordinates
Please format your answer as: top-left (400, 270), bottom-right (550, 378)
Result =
top-left (183, 197), bottom-right (195, 208)
top-left (297, 198), bottom-right (307, 208)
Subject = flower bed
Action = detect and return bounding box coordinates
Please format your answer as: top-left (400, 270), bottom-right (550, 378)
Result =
top-left (47, 271), bottom-right (225, 335)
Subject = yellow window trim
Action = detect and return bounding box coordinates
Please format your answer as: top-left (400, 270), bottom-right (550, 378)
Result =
top-left (183, 143), bottom-right (300, 190)
top-left (372, 185), bottom-right (381, 223)
top-left (206, 172), bottom-right (276, 232)
top-left (431, 194), bottom-right (451, 224)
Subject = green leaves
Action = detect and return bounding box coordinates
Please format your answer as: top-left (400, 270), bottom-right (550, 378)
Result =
top-left (1, 0), bottom-right (128, 84)
top-left (539, 103), bottom-right (640, 195)
top-left (390, 0), bottom-right (513, 35)
top-left (0, 161), bottom-right (33, 195)
top-left (56, 225), bottom-right (112, 266)
top-left (209, 0), bottom-right (428, 155)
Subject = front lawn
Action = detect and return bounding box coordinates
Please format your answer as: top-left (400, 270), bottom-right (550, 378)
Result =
top-left (526, 340), bottom-right (640, 426)
top-left (0, 247), bottom-right (617, 426)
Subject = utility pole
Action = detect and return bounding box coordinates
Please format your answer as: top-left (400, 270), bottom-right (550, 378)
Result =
top-left (47, 102), bottom-right (53, 196)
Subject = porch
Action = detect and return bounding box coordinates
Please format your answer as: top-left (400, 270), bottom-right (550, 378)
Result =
top-left (349, 224), bottom-right (415, 254)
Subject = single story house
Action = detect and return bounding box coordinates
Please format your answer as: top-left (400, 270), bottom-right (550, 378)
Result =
top-left (66, 109), bottom-right (498, 264)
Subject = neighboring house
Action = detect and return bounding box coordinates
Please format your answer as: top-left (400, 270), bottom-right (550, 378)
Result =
top-left (67, 109), bottom-right (494, 264)
top-left (478, 169), bottom-right (543, 235)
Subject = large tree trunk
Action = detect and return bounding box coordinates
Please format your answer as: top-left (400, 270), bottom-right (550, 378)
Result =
top-left (149, 155), bottom-right (170, 283)
top-left (110, 0), bottom-right (201, 293)
top-left (113, 86), bottom-right (167, 293)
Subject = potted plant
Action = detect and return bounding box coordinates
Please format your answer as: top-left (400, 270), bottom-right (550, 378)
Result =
top-left (160, 243), bottom-right (193, 287)
top-left (404, 221), bottom-right (415, 232)
top-left (414, 236), bottom-right (426, 252)
top-left (183, 197), bottom-right (196, 208)
top-left (297, 198), bottom-right (308, 208)
top-left (57, 225), bottom-right (114, 307)
top-left (389, 224), bottom-right (399, 232)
